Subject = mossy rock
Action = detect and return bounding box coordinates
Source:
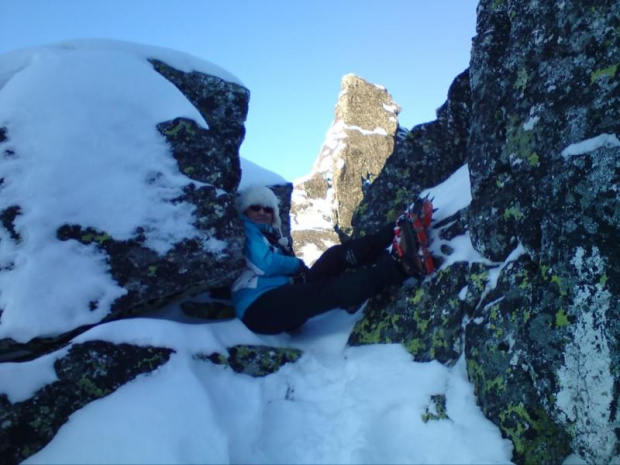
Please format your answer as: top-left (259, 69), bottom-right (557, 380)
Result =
top-left (466, 254), bottom-right (572, 464)
top-left (197, 345), bottom-right (303, 377)
top-left (0, 341), bottom-right (173, 465)
top-left (348, 261), bottom-right (470, 365)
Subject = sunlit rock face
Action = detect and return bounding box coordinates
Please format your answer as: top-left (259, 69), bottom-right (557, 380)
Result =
top-left (291, 73), bottom-right (400, 264)
top-left (0, 40), bottom-right (248, 357)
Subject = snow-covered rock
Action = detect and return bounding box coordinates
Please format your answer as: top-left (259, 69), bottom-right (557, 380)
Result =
top-left (0, 39), bottom-right (248, 354)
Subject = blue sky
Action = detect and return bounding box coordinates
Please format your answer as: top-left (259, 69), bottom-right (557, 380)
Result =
top-left (0, 0), bottom-right (478, 181)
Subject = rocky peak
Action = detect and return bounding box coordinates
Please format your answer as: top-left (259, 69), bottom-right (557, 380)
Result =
top-left (291, 74), bottom-right (401, 263)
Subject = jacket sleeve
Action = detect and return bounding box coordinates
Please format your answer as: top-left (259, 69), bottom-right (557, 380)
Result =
top-left (244, 224), bottom-right (301, 277)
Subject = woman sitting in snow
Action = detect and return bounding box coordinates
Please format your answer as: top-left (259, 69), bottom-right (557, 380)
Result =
top-left (231, 184), bottom-right (429, 334)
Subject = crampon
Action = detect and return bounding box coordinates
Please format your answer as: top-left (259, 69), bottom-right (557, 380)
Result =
top-left (392, 195), bottom-right (436, 278)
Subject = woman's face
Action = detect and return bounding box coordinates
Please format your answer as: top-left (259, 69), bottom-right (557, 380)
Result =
top-left (245, 205), bottom-right (274, 225)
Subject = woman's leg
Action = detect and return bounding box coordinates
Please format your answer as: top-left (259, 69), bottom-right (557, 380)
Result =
top-left (243, 252), bottom-right (404, 334)
top-left (306, 223), bottom-right (394, 281)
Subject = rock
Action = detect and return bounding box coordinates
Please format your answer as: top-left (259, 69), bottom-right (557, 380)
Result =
top-left (468, 0), bottom-right (620, 263)
top-left (346, 69), bottom-right (473, 363)
top-left (465, 253), bottom-right (574, 463)
top-left (351, 70), bottom-right (471, 237)
top-left (197, 345), bottom-right (302, 377)
top-left (269, 183), bottom-right (295, 246)
top-left (0, 41), bottom-right (249, 359)
top-left (422, 394), bottom-right (450, 423)
top-left (290, 173), bottom-right (339, 265)
top-left (464, 1), bottom-right (620, 462)
top-left (291, 74), bottom-right (401, 259)
top-left (347, 1), bottom-right (620, 462)
top-left (0, 340), bottom-right (173, 465)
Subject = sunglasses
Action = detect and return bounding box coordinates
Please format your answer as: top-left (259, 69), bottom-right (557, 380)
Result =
top-left (248, 205), bottom-right (274, 214)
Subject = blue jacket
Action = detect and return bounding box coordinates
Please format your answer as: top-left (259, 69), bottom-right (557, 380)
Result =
top-left (231, 216), bottom-right (301, 319)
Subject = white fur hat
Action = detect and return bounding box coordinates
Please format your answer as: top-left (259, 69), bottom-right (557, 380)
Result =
top-left (236, 184), bottom-right (281, 228)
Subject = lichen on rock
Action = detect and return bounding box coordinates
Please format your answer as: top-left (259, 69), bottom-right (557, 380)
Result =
top-left (197, 345), bottom-right (303, 378)
top-left (0, 341), bottom-right (173, 465)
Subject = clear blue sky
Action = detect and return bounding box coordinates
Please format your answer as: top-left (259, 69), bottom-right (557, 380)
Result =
top-left (0, 0), bottom-right (478, 181)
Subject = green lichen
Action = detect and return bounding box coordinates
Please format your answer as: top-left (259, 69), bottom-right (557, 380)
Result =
top-left (80, 232), bottom-right (111, 244)
top-left (590, 64), bottom-right (618, 84)
top-left (199, 345), bottom-right (303, 377)
top-left (183, 166), bottom-right (196, 175)
top-left (555, 308), bottom-right (570, 328)
top-left (422, 395), bottom-right (450, 423)
top-left (550, 275), bottom-right (568, 297)
top-left (495, 173), bottom-right (512, 189)
top-left (81, 233), bottom-right (94, 243)
top-left (164, 119), bottom-right (197, 138)
top-left (386, 188), bottom-right (411, 223)
top-left (599, 274), bottom-right (609, 286)
top-left (517, 269), bottom-right (531, 290)
top-left (147, 266), bottom-right (158, 277)
top-left (404, 338), bottom-right (425, 355)
top-left (470, 270), bottom-right (490, 292)
top-left (353, 313), bottom-right (400, 345)
top-left (498, 403), bottom-right (570, 463)
top-left (77, 377), bottom-right (108, 398)
top-left (505, 117), bottom-right (538, 164)
top-left (429, 331), bottom-right (449, 359)
top-left (80, 233), bottom-right (109, 245)
top-left (513, 68), bottom-right (530, 90)
top-left (503, 207), bottom-right (524, 221)
top-left (354, 202), bottom-right (369, 217)
top-left (413, 309), bottom-right (431, 333)
top-left (410, 288), bottom-right (425, 305)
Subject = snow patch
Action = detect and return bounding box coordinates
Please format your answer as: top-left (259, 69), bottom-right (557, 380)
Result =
top-left (561, 133), bottom-right (620, 158)
top-left (421, 164), bottom-right (472, 222)
top-left (343, 123), bottom-right (389, 137)
top-left (523, 116), bottom-right (540, 131)
top-left (382, 102), bottom-right (399, 114)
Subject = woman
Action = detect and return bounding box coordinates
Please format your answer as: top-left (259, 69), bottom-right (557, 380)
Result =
top-left (231, 184), bottom-right (424, 334)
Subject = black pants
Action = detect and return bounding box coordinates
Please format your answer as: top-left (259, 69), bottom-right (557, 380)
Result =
top-left (242, 224), bottom-right (405, 334)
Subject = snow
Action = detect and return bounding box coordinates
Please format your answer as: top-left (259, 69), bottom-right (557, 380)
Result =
top-left (23, 315), bottom-right (513, 465)
top-left (561, 133), bottom-right (620, 158)
top-left (523, 115), bottom-right (540, 131)
top-left (1, 41), bottom-right (515, 464)
top-left (421, 165), bottom-right (496, 270)
top-left (240, 157), bottom-right (288, 188)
